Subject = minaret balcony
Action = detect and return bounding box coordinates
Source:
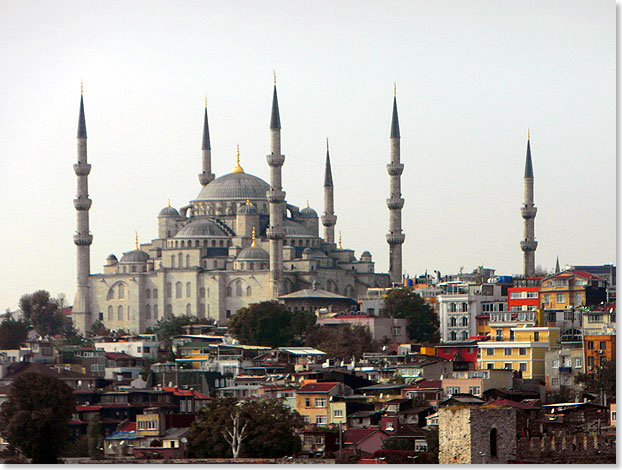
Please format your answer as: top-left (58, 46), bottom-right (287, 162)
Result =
top-left (520, 239), bottom-right (538, 252)
top-left (266, 227), bottom-right (286, 240)
top-left (386, 163), bottom-right (404, 176)
top-left (386, 198), bottom-right (404, 210)
top-left (198, 172), bottom-right (215, 186)
top-left (73, 197), bottom-right (92, 211)
top-left (321, 214), bottom-right (337, 226)
top-left (520, 206), bottom-right (537, 219)
top-left (74, 232), bottom-right (93, 246)
top-left (266, 154), bottom-right (285, 167)
top-left (266, 189), bottom-right (286, 203)
top-left (386, 233), bottom-right (406, 245)
top-left (73, 163), bottom-right (91, 176)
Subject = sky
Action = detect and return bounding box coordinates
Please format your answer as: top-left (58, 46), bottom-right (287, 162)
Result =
top-left (0, 0), bottom-right (616, 310)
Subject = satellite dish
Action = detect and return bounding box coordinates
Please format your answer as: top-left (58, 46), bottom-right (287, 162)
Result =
top-left (181, 437), bottom-right (188, 443)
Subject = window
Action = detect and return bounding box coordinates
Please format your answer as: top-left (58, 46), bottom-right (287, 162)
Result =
top-left (446, 387), bottom-right (460, 396)
top-left (587, 341), bottom-right (594, 350)
top-left (186, 282), bottom-right (191, 297)
top-left (510, 292), bottom-right (522, 299)
top-left (504, 363), bottom-right (512, 370)
top-left (552, 359), bottom-right (559, 368)
top-left (599, 342), bottom-right (606, 350)
top-left (487, 363), bottom-right (494, 369)
top-left (519, 348), bottom-right (527, 356)
top-left (534, 332), bottom-right (539, 342)
top-left (461, 302), bottom-right (468, 312)
top-left (575, 293), bottom-right (582, 305)
top-left (334, 409), bottom-right (343, 418)
top-left (450, 331), bottom-right (457, 341)
top-left (509, 330), bottom-right (515, 341)
top-left (496, 329), bottom-right (503, 341)
top-left (153, 304), bottom-right (158, 319)
top-left (551, 377), bottom-right (559, 386)
top-left (178, 253), bottom-right (183, 267)
top-left (246, 286), bottom-right (252, 296)
top-left (392, 326), bottom-right (401, 336)
top-left (108, 306), bottom-right (113, 321)
top-left (588, 356), bottom-right (594, 367)
top-left (526, 292), bottom-right (538, 298)
top-left (315, 398), bottom-right (326, 407)
top-left (146, 304), bottom-right (151, 319)
top-left (589, 314), bottom-right (603, 323)
top-left (415, 442), bottom-right (428, 452)
top-left (186, 303), bottom-right (191, 315)
top-left (575, 358), bottom-right (582, 368)
top-left (469, 386), bottom-right (480, 395)
top-left (137, 346), bottom-right (142, 353)
top-left (519, 363), bottom-right (527, 372)
top-left (226, 309), bottom-right (231, 318)
top-left (235, 280), bottom-right (242, 297)
top-left (385, 421), bottom-right (394, 431)
top-left (175, 282), bottom-right (182, 299)
top-left (146, 289), bottom-right (151, 299)
top-left (117, 305), bottom-right (123, 320)
top-left (186, 254), bottom-right (190, 268)
top-left (315, 415), bottom-right (327, 425)
top-left (144, 346), bottom-right (150, 353)
top-left (556, 293), bottom-right (565, 304)
top-left (486, 348), bottom-right (494, 356)
top-left (543, 294), bottom-right (550, 305)
top-left (450, 317), bottom-right (457, 327)
top-left (450, 303), bottom-right (456, 312)
top-left (504, 348), bottom-right (512, 356)
top-left (461, 317), bottom-right (468, 326)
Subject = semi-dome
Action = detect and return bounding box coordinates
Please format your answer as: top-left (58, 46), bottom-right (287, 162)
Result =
top-left (283, 219), bottom-right (313, 237)
top-left (300, 206), bottom-right (318, 217)
top-left (237, 202), bottom-right (258, 215)
top-left (237, 245), bottom-right (269, 260)
top-left (175, 219), bottom-right (230, 238)
top-left (120, 250), bottom-right (149, 264)
top-left (159, 206), bottom-right (179, 217)
top-left (195, 172), bottom-right (270, 201)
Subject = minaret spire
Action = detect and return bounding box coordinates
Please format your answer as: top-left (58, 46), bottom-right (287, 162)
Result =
top-left (386, 86), bottom-right (405, 284)
top-left (266, 76), bottom-right (286, 298)
top-left (555, 256), bottom-right (560, 274)
top-left (73, 84), bottom-right (93, 334)
top-left (520, 129), bottom-right (538, 276)
top-left (198, 96), bottom-right (215, 186)
top-left (321, 138), bottom-right (337, 243)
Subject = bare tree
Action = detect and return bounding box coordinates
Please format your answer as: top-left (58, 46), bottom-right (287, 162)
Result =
top-left (222, 407), bottom-right (248, 458)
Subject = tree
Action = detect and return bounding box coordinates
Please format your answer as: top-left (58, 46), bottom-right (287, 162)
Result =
top-left (86, 320), bottom-right (110, 338)
top-left (0, 317), bottom-right (30, 350)
top-left (18, 291), bottom-right (65, 338)
top-left (187, 398), bottom-right (302, 458)
top-left (0, 372), bottom-right (76, 463)
top-left (305, 324), bottom-right (379, 361)
top-left (146, 315), bottom-right (211, 346)
top-left (87, 416), bottom-right (104, 459)
top-left (382, 288), bottom-right (439, 342)
top-left (62, 323), bottom-right (85, 346)
top-left (575, 358), bottom-right (616, 396)
top-left (228, 301), bottom-right (316, 348)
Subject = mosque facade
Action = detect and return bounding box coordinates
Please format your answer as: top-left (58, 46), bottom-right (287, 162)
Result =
top-left (71, 83), bottom-right (405, 334)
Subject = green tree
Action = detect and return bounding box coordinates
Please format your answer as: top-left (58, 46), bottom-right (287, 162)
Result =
top-left (18, 290), bottom-right (65, 338)
top-left (187, 398), bottom-right (302, 458)
top-left (62, 323), bottom-right (86, 346)
top-left (575, 358), bottom-right (616, 396)
top-left (305, 324), bottom-right (379, 361)
top-left (87, 416), bottom-right (104, 459)
top-left (86, 320), bottom-right (110, 338)
top-left (228, 301), bottom-right (315, 348)
top-left (0, 317), bottom-right (30, 349)
top-left (0, 372), bottom-right (76, 463)
top-left (382, 288), bottom-right (439, 342)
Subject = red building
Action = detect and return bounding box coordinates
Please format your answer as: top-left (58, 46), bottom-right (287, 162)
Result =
top-left (435, 340), bottom-right (480, 370)
top-left (508, 277), bottom-right (542, 311)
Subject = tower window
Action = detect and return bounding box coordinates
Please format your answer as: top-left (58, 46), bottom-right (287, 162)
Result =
top-left (175, 282), bottom-right (182, 299)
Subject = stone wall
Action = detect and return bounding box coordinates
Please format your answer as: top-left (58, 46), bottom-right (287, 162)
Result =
top-left (516, 434), bottom-right (616, 464)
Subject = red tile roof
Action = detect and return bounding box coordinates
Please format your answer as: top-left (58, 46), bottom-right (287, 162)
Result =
top-left (119, 422), bottom-right (137, 432)
top-left (105, 352), bottom-right (138, 361)
top-left (344, 428), bottom-right (386, 445)
top-left (161, 386), bottom-right (210, 399)
top-left (297, 382), bottom-right (339, 393)
top-left (76, 405), bottom-right (102, 411)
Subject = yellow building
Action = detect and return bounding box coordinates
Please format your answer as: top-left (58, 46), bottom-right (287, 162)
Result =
top-left (295, 382), bottom-right (347, 426)
top-left (539, 270), bottom-right (607, 310)
top-left (478, 312), bottom-right (559, 380)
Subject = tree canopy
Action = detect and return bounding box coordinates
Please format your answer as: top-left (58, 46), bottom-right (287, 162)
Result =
top-left (227, 301), bottom-right (316, 348)
top-left (575, 358), bottom-right (616, 396)
top-left (0, 372), bottom-right (76, 463)
top-left (0, 317), bottom-right (30, 350)
top-left (305, 324), bottom-right (379, 361)
top-left (18, 290), bottom-right (65, 338)
top-left (187, 398), bottom-right (302, 458)
top-left (382, 288), bottom-right (439, 342)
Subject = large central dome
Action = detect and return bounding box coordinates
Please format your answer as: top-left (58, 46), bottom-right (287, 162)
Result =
top-left (195, 172), bottom-right (270, 201)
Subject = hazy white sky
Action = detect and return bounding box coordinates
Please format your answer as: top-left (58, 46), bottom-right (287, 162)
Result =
top-left (0, 0), bottom-right (615, 310)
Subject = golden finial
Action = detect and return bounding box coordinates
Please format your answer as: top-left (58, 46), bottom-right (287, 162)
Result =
top-left (204, 95), bottom-right (207, 108)
top-left (135, 231), bottom-right (139, 250)
top-left (306, 200), bottom-right (310, 209)
top-left (273, 70), bottom-right (277, 86)
top-left (251, 227), bottom-right (256, 247)
top-left (393, 82), bottom-right (396, 97)
top-left (338, 231), bottom-right (342, 250)
top-left (81, 80), bottom-right (84, 95)
top-left (527, 127), bottom-right (530, 140)
top-left (167, 199), bottom-right (171, 208)
top-left (232, 145), bottom-right (244, 173)
top-left (246, 199), bottom-right (251, 206)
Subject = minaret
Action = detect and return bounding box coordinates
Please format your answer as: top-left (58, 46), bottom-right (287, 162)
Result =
top-left (386, 84), bottom-right (405, 284)
top-left (198, 97), bottom-right (215, 186)
top-left (266, 73), bottom-right (286, 298)
top-left (520, 129), bottom-right (538, 276)
top-left (321, 138), bottom-right (337, 243)
top-left (555, 256), bottom-right (560, 274)
top-left (72, 83), bottom-right (93, 333)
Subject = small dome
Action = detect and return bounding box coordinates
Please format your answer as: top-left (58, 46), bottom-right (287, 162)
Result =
top-left (283, 219), bottom-right (313, 237)
top-left (300, 206), bottom-right (318, 218)
top-left (107, 254), bottom-right (118, 260)
top-left (120, 250), bottom-right (149, 264)
top-left (237, 245), bottom-right (269, 260)
top-left (176, 219), bottom-right (231, 238)
top-left (361, 251), bottom-right (372, 257)
top-left (237, 203), bottom-right (258, 215)
top-left (159, 206), bottom-right (179, 217)
top-left (302, 247), bottom-right (314, 254)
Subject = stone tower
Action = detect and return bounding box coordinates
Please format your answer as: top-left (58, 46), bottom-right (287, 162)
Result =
top-left (321, 139), bottom-right (337, 244)
top-left (198, 99), bottom-right (215, 186)
top-left (386, 87), bottom-right (405, 284)
top-left (520, 131), bottom-right (537, 276)
top-left (72, 86), bottom-right (93, 333)
top-left (266, 78), bottom-right (286, 297)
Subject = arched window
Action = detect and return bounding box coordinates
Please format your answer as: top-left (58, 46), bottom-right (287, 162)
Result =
top-left (198, 303), bottom-right (205, 318)
top-left (165, 282), bottom-right (172, 298)
top-left (461, 331), bottom-right (468, 340)
top-left (195, 240), bottom-right (200, 247)
top-left (118, 283), bottom-right (125, 299)
top-left (490, 428), bottom-right (497, 458)
top-left (450, 317), bottom-right (457, 327)
top-left (200, 287), bottom-right (206, 298)
top-left (146, 304), bottom-right (151, 319)
top-left (450, 331), bottom-right (457, 341)
top-left (108, 305), bottom-right (113, 321)
top-left (165, 304), bottom-right (172, 316)
top-left (178, 253), bottom-right (183, 267)
top-left (249, 262), bottom-right (254, 270)
top-left (449, 303), bottom-right (456, 312)
top-left (106, 289), bottom-right (114, 300)
top-left (186, 254), bottom-right (190, 267)
top-left (186, 303), bottom-right (191, 315)
top-left (117, 305), bottom-right (123, 320)
top-left (462, 302), bottom-right (468, 312)
top-left (186, 282), bottom-right (191, 297)
top-left (246, 286), bottom-right (252, 296)
top-left (462, 316), bottom-right (468, 326)
top-left (213, 260), bottom-right (218, 268)
top-left (219, 240), bottom-right (224, 247)
top-left (235, 280), bottom-right (242, 297)
top-left (153, 304), bottom-right (158, 319)
top-left (153, 288), bottom-right (158, 299)
top-left (175, 282), bottom-right (182, 299)
top-left (145, 289), bottom-right (151, 299)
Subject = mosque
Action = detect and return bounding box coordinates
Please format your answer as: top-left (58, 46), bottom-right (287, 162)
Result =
top-left (71, 81), bottom-right (406, 334)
